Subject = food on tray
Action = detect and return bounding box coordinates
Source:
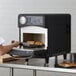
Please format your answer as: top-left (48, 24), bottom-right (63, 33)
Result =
top-left (26, 41), bottom-right (44, 46)
top-left (59, 61), bottom-right (76, 67)
top-left (35, 41), bottom-right (43, 45)
top-left (27, 41), bottom-right (35, 45)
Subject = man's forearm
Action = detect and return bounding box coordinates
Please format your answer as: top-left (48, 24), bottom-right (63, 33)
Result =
top-left (0, 44), bottom-right (14, 55)
top-left (0, 41), bottom-right (19, 56)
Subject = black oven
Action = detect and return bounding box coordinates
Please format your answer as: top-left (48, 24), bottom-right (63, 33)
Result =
top-left (9, 14), bottom-right (71, 66)
top-left (18, 14), bottom-right (71, 56)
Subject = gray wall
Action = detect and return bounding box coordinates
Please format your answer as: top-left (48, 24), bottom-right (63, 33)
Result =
top-left (0, 0), bottom-right (76, 52)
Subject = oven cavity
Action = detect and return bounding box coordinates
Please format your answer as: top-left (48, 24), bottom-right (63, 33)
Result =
top-left (23, 33), bottom-right (45, 48)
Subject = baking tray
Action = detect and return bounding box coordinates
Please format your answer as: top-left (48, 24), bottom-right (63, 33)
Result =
top-left (8, 48), bottom-right (34, 57)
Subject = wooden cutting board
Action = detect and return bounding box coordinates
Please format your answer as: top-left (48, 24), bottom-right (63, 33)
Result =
top-left (0, 54), bottom-right (19, 63)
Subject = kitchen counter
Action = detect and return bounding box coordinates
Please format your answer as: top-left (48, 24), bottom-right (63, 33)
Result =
top-left (0, 57), bottom-right (76, 74)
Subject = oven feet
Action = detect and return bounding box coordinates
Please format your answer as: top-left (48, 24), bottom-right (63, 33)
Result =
top-left (24, 57), bottom-right (32, 65)
top-left (44, 58), bottom-right (49, 67)
top-left (54, 56), bottom-right (58, 67)
top-left (44, 54), bottom-right (49, 67)
top-left (25, 58), bottom-right (29, 65)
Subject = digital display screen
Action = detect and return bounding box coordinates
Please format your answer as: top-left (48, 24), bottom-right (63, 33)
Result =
top-left (26, 16), bottom-right (44, 25)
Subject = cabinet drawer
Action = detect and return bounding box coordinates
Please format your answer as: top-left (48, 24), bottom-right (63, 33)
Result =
top-left (37, 71), bottom-right (76, 76)
top-left (14, 68), bottom-right (33, 76)
top-left (0, 67), bottom-right (10, 76)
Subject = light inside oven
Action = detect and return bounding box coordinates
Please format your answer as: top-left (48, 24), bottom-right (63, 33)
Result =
top-left (23, 33), bottom-right (45, 48)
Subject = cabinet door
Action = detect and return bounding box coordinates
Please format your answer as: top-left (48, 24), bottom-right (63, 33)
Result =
top-left (0, 67), bottom-right (10, 76)
top-left (37, 71), bottom-right (76, 76)
top-left (14, 69), bottom-right (33, 76)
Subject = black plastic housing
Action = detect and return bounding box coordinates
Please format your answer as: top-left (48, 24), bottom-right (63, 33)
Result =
top-left (18, 14), bottom-right (71, 57)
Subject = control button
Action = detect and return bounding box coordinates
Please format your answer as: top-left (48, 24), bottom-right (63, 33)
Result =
top-left (20, 16), bottom-right (27, 24)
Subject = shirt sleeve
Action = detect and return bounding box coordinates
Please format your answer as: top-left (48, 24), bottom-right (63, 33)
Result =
top-left (0, 37), bottom-right (5, 45)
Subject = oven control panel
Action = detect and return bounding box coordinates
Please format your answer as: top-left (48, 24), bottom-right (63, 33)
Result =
top-left (18, 14), bottom-right (45, 27)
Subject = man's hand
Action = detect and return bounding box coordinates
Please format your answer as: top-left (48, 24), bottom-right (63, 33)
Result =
top-left (11, 41), bottom-right (20, 47)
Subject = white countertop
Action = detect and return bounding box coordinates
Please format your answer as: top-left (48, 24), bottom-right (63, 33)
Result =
top-left (0, 63), bottom-right (76, 74)
top-left (0, 57), bottom-right (76, 74)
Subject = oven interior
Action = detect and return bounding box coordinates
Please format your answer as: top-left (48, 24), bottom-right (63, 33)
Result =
top-left (23, 33), bottom-right (45, 48)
